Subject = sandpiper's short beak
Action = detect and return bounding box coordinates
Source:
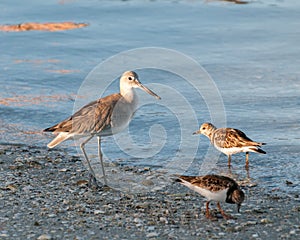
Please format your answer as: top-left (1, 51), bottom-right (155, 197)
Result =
top-left (193, 130), bottom-right (201, 135)
top-left (135, 80), bottom-right (161, 100)
top-left (237, 204), bottom-right (241, 213)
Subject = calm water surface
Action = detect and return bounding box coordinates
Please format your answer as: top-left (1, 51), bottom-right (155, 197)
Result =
top-left (0, 0), bottom-right (299, 192)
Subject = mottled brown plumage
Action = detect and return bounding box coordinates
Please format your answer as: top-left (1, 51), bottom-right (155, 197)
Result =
top-left (179, 175), bottom-right (238, 192)
top-left (176, 174), bottom-right (245, 220)
top-left (193, 122), bottom-right (266, 167)
top-left (44, 71), bottom-right (161, 187)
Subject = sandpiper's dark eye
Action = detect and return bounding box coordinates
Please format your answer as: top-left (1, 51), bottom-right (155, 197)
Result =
top-left (128, 77), bottom-right (133, 81)
top-left (202, 127), bottom-right (206, 130)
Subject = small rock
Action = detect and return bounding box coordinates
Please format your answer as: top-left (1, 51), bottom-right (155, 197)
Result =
top-left (248, 182), bottom-right (258, 188)
top-left (146, 232), bottom-right (158, 238)
top-left (94, 210), bottom-right (105, 215)
top-left (134, 218), bottom-right (142, 223)
top-left (147, 226), bottom-right (155, 231)
top-left (136, 203), bottom-right (150, 209)
top-left (151, 186), bottom-right (164, 191)
top-left (159, 217), bottom-right (168, 224)
top-left (5, 184), bottom-right (17, 192)
top-left (234, 226), bottom-right (242, 231)
top-left (261, 218), bottom-right (273, 224)
top-left (141, 180), bottom-right (154, 186)
top-left (248, 221), bottom-right (257, 225)
top-left (103, 204), bottom-right (113, 209)
top-left (76, 180), bottom-right (88, 187)
top-left (54, 158), bottom-right (62, 163)
top-left (59, 168), bottom-right (69, 172)
top-left (37, 234), bottom-right (52, 240)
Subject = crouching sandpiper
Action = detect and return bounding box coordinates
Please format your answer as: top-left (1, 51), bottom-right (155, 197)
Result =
top-left (176, 174), bottom-right (245, 220)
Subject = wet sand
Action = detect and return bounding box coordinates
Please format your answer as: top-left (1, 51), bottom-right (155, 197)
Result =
top-left (1, 144), bottom-right (299, 239)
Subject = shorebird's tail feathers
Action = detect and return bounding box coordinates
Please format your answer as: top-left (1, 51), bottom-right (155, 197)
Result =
top-left (47, 132), bottom-right (71, 148)
top-left (249, 147), bottom-right (266, 154)
top-left (174, 177), bottom-right (194, 188)
top-left (251, 142), bottom-right (266, 147)
top-left (175, 178), bottom-right (184, 183)
top-left (44, 126), bottom-right (55, 132)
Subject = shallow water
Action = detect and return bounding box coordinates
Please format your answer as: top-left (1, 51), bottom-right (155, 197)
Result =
top-left (1, 0), bottom-right (299, 192)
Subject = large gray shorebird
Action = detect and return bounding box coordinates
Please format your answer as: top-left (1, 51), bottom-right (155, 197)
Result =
top-left (44, 71), bottom-right (161, 187)
top-left (193, 122), bottom-right (266, 168)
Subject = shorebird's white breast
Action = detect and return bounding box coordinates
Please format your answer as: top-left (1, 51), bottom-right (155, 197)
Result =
top-left (181, 181), bottom-right (228, 202)
top-left (214, 145), bottom-right (256, 155)
top-left (113, 102), bottom-right (136, 126)
top-left (193, 186), bottom-right (228, 202)
top-left (103, 96), bottom-right (138, 136)
top-left (214, 145), bottom-right (242, 155)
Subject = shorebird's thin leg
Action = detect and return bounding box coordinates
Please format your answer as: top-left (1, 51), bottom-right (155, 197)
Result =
top-left (228, 155), bottom-right (232, 167)
top-left (205, 201), bottom-right (210, 218)
top-left (97, 136), bottom-right (108, 186)
top-left (245, 152), bottom-right (249, 169)
top-left (80, 135), bottom-right (98, 186)
top-left (228, 166), bottom-right (233, 176)
top-left (246, 167), bottom-right (250, 179)
top-left (217, 202), bottom-right (234, 220)
top-left (205, 201), bottom-right (217, 220)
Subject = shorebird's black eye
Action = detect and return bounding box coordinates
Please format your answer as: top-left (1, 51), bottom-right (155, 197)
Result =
top-left (128, 77), bottom-right (133, 81)
top-left (202, 127), bottom-right (206, 130)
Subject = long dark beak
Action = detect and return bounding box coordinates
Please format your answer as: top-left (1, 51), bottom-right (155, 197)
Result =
top-left (193, 130), bottom-right (201, 135)
top-left (237, 203), bottom-right (241, 213)
top-left (135, 80), bottom-right (161, 100)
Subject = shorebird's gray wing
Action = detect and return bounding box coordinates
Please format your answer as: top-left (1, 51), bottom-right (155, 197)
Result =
top-left (44, 93), bottom-right (122, 134)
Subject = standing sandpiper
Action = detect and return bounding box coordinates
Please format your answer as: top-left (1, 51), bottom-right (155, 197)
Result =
top-left (193, 122), bottom-right (266, 168)
top-left (44, 71), bottom-right (161, 187)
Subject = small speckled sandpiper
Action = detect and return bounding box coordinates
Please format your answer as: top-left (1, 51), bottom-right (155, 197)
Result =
top-left (44, 71), bottom-right (161, 187)
top-left (193, 122), bottom-right (266, 168)
top-left (176, 174), bottom-right (245, 220)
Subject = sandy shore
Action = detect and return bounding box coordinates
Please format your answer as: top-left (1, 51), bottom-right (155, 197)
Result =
top-left (0, 144), bottom-right (299, 240)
